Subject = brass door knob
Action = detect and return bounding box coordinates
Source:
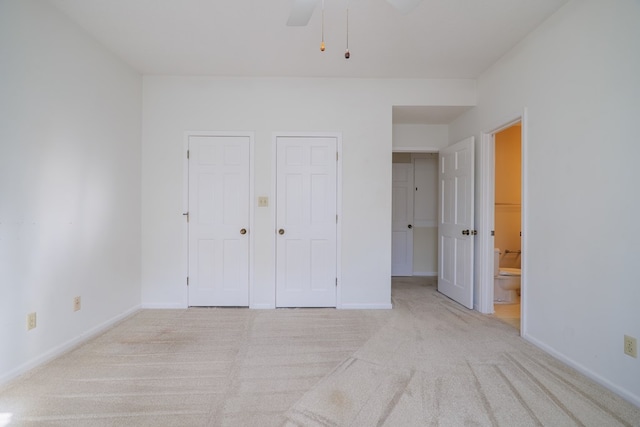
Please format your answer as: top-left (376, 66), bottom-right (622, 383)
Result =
top-left (240, 228), bottom-right (247, 235)
top-left (278, 229), bottom-right (285, 235)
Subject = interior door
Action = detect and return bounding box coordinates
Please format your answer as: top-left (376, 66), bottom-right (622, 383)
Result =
top-left (188, 135), bottom-right (250, 306)
top-left (438, 137), bottom-right (475, 309)
top-left (391, 163), bottom-right (414, 276)
top-left (276, 136), bottom-right (337, 307)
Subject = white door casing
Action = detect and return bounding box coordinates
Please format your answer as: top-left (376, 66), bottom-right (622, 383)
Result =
top-left (438, 137), bottom-right (475, 309)
top-left (392, 163), bottom-right (414, 276)
top-left (187, 134), bottom-right (252, 307)
top-left (276, 135), bottom-right (338, 308)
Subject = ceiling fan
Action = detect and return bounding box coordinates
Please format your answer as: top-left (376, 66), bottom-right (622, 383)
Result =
top-left (287, 0), bottom-right (422, 26)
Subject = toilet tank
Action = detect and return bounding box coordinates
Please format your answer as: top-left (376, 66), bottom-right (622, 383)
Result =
top-left (494, 248), bottom-right (501, 277)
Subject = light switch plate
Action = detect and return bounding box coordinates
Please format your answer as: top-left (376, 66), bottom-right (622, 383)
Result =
top-left (258, 197), bottom-right (269, 207)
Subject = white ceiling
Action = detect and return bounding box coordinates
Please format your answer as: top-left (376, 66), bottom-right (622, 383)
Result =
top-left (48, 0), bottom-right (569, 123)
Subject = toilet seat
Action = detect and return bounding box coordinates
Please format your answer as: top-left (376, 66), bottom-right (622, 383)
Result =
top-left (499, 267), bottom-right (521, 276)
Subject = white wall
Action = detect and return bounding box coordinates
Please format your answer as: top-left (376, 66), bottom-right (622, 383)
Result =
top-left (450, 0), bottom-right (640, 405)
top-left (392, 124), bottom-right (448, 150)
top-left (141, 77), bottom-right (475, 308)
top-left (0, 0), bottom-right (142, 385)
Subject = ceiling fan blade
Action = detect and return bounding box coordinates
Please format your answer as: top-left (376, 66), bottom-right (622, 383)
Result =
top-left (286, 0), bottom-right (319, 26)
top-left (386, 0), bottom-right (422, 14)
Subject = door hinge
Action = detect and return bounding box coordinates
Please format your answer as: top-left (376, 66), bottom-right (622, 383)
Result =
top-left (336, 278), bottom-right (338, 287)
top-left (336, 214), bottom-right (338, 223)
top-left (187, 277), bottom-right (189, 286)
top-left (336, 152), bottom-right (338, 161)
top-left (491, 230), bottom-right (495, 236)
top-left (183, 212), bottom-right (189, 222)
top-left (187, 150), bottom-right (190, 159)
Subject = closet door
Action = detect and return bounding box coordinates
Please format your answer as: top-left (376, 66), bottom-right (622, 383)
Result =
top-left (392, 163), bottom-right (414, 276)
top-left (188, 135), bottom-right (251, 307)
top-left (413, 156), bottom-right (439, 276)
top-left (276, 136), bottom-right (337, 307)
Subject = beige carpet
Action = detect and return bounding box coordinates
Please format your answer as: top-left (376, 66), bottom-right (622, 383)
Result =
top-left (1, 277), bottom-right (639, 426)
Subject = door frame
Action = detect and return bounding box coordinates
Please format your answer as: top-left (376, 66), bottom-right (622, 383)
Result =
top-left (272, 132), bottom-right (342, 308)
top-left (477, 109), bottom-right (528, 335)
top-left (183, 131), bottom-right (255, 308)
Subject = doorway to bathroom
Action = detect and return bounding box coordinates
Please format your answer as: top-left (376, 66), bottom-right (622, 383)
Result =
top-left (492, 123), bottom-right (522, 330)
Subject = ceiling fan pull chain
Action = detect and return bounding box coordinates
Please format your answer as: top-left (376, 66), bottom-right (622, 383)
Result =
top-left (320, 0), bottom-right (326, 51)
top-left (345, 3), bottom-right (350, 59)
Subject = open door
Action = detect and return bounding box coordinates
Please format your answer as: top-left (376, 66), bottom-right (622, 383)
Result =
top-left (438, 137), bottom-right (475, 309)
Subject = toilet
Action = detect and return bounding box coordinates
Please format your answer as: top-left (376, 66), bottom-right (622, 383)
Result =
top-left (494, 248), bottom-right (521, 304)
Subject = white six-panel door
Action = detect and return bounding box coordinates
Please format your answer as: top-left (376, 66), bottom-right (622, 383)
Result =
top-left (392, 163), bottom-right (414, 276)
top-left (276, 136), bottom-right (338, 307)
top-left (438, 137), bottom-right (475, 309)
top-left (188, 135), bottom-right (251, 307)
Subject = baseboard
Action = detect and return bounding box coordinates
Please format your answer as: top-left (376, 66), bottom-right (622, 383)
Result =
top-left (0, 305), bottom-right (141, 389)
top-left (522, 332), bottom-right (640, 408)
top-left (412, 272), bottom-right (437, 277)
top-left (339, 303), bottom-right (393, 309)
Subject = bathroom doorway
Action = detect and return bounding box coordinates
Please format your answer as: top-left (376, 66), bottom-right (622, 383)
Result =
top-left (492, 123), bottom-right (522, 330)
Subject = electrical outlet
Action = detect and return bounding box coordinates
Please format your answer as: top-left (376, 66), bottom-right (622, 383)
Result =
top-left (27, 312), bottom-right (37, 331)
top-left (624, 335), bottom-right (637, 358)
top-left (73, 296), bottom-right (81, 312)
top-left (258, 196), bottom-right (269, 207)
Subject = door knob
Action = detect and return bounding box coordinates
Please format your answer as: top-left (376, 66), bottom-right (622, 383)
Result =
top-left (240, 228), bottom-right (247, 235)
top-left (407, 224), bottom-right (413, 229)
top-left (462, 229), bottom-right (470, 235)
top-left (278, 229), bottom-right (285, 235)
